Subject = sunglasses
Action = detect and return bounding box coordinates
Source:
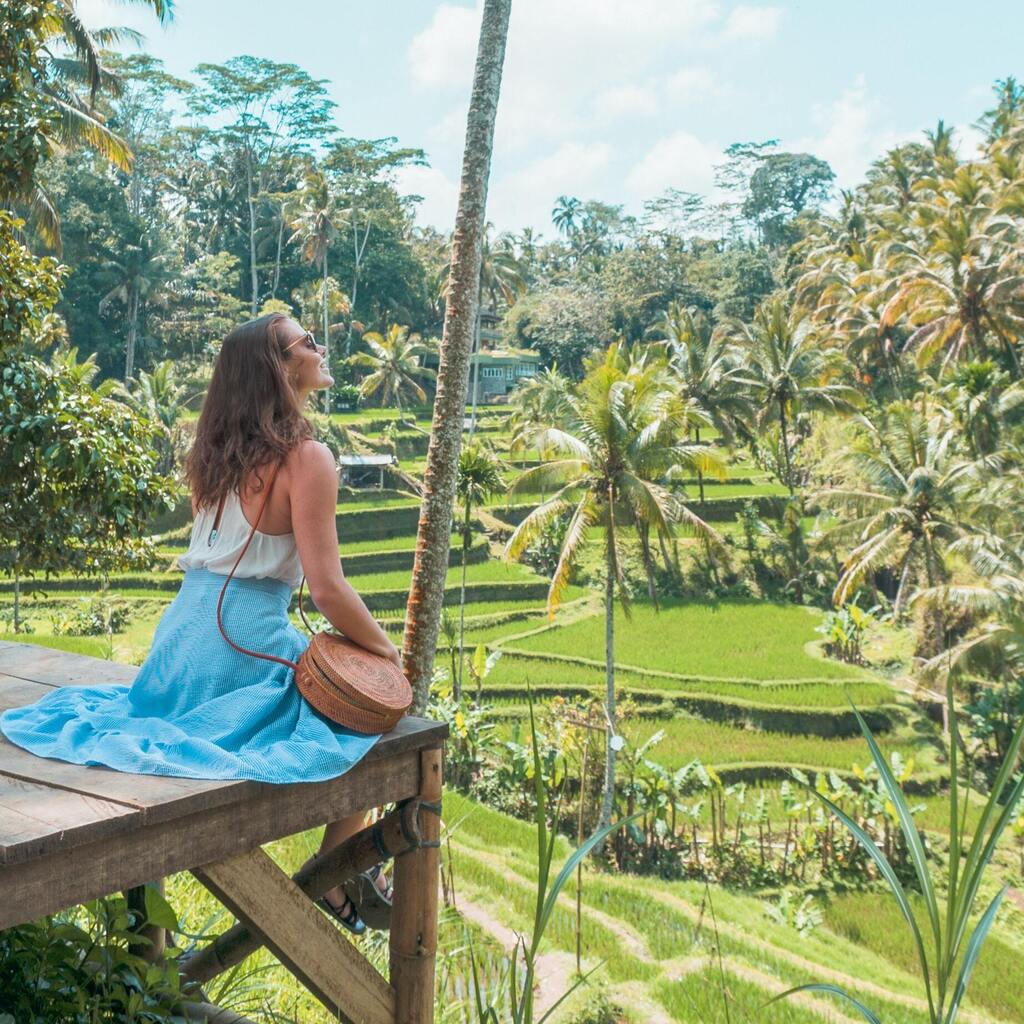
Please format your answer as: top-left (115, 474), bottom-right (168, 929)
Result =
top-left (284, 330), bottom-right (318, 353)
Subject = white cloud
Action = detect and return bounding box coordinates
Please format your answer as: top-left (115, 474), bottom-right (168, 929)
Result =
top-left (490, 141), bottom-right (614, 228)
top-left (592, 83), bottom-right (659, 121)
top-left (625, 130), bottom-right (721, 197)
top-left (410, 0), bottom-right (724, 152)
top-left (408, 4), bottom-right (481, 91)
top-left (393, 164), bottom-right (460, 231)
top-left (664, 67), bottom-right (717, 104)
top-left (722, 5), bottom-right (783, 42)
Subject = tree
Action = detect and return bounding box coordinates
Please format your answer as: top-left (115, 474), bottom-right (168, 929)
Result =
top-left (743, 152), bottom-right (835, 247)
top-left (454, 443), bottom-right (504, 699)
top-left (0, 351), bottom-right (175, 631)
top-left (403, 0), bottom-right (512, 715)
top-left (287, 163), bottom-right (340, 411)
top-left (0, 211), bottom-right (64, 354)
top-left (505, 343), bottom-right (721, 838)
top-left (721, 295), bottom-right (862, 495)
top-left (349, 323), bottom-right (435, 419)
top-left (98, 222), bottom-right (169, 379)
top-left (189, 56), bottom-right (336, 314)
top-left (120, 358), bottom-right (193, 474)
top-left (815, 402), bottom-right (968, 628)
top-left (650, 302), bottom-right (753, 501)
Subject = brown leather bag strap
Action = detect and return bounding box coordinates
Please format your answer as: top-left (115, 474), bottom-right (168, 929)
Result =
top-left (215, 459), bottom-right (302, 671)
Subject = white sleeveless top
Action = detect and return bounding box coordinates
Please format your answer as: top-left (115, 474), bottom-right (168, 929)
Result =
top-left (177, 490), bottom-right (304, 589)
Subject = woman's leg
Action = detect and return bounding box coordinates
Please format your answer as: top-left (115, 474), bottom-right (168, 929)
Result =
top-left (308, 813), bottom-right (390, 907)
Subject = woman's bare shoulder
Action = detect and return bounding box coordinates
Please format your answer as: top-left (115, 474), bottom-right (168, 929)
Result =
top-left (286, 439), bottom-right (337, 474)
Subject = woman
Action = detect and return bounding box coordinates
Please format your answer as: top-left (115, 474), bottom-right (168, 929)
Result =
top-left (0, 313), bottom-right (400, 935)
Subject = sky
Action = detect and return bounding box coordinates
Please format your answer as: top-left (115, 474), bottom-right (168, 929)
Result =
top-left (79, 0), bottom-right (1024, 236)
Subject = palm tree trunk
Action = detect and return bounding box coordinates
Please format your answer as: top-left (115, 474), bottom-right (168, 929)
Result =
top-left (778, 398), bottom-right (795, 496)
top-left (456, 496), bottom-right (472, 701)
top-left (246, 154), bottom-right (259, 316)
top-left (13, 566), bottom-right (20, 634)
top-left (402, 0), bottom-right (511, 714)
top-left (271, 209), bottom-right (284, 299)
top-left (695, 425), bottom-right (705, 503)
top-left (124, 284), bottom-right (140, 381)
top-left (322, 249), bottom-right (331, 414)
top-left (597, 528), bottom-right (617, 841)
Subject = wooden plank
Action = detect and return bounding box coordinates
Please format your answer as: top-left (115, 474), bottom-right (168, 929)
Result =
top-left (0, 643), bottom-right (138, 687)
top-left (0, 773), bottom-right (137, 865)
top-left (390, 748), bottom-right (443, 1024)
top-left (0, 676), bottom-right (243, 821)
top-left (193, 846), bottom-right (395, 1024)
top-left (0, 746), bottom-right (421, 928)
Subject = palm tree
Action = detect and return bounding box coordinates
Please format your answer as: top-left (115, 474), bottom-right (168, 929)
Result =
top-left (349, 324), bottom-right (436, 420)
top-left (721, 295), bottom-right (863, 495)
top-left (287, 164), bottom-right (339, 412)
top-left (650, 302), bottom-right (753, 501)
top-left (508, 364), bottom-right (573, 454)
top-left (552, 195), bottom-right (582, 238)
top-left (814, 401), bottom-right (969, 634)
top-left (505, 343), bottom-right (721, 837)
top-left (121, 359), bottom-right (193, 473)
top-left (18, 0), bottom-right (175, 248)
top-left (880, 165), bottom-right (1024, 375)
top-left (403, 0), bottom-right (512, 714)
top-left (455, 443), bottom-right (505, 699)
top-left (98, 225), bottom-right (168, 380)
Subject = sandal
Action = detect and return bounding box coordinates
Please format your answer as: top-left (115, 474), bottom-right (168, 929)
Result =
top-left (316, 890), bottom-right (366, 936)
top-left (343, 863), bottom-right (393, 931)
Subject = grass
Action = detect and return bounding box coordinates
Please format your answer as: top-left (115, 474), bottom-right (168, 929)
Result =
top-left (481, 658), bottom-right (896, 708)
top-left (0, 632), bottom-right (111, 657)
top-left (510, 599), bottom-right (867, 681)
top-left (352, 559), bottom-right (544, 593)
top-left (823, 891), bottom-right (1024, 1022)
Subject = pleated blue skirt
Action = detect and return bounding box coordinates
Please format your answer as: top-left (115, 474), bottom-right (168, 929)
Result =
top-left (0, 569), bottom-right (381, 783)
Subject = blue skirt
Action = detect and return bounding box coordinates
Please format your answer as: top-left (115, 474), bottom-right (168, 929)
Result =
top-left (0, 569), bottom-right (381, 783)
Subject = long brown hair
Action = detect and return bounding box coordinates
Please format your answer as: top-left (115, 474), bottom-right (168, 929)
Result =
top-left (185, 313), bottom-right (314, 509)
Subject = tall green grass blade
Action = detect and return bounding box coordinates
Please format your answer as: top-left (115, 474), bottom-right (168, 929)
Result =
top-left (535, 962), bottom-right (603, 1024)
top-left (538, 811), bottom-right (642, 939)
top-left (764, 983), bottom-right (882, 1024)
top-left (946, 886), bottom-right (1007, 1024)
top-left (949, 711), bottom-right (1024, 963)
top-left (851, 703), bottom-right (941, 962)
top-left (809, 785), bottom-right (936, 1019)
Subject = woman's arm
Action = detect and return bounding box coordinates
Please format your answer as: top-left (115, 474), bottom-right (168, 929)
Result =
top-left (289, 441), bottom-right (402, 666)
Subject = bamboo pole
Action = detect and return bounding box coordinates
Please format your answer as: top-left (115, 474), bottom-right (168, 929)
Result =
top-left (389, 749), bottom-right (443, 1024)
top-left (124, 879), bottom-right (166, 963)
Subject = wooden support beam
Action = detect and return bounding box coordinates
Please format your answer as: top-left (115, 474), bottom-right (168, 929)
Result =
top-left (181, 800), bottom-right (430, 987)
top-left (124, 879), bottom-right (166, 962)
top-left (390, 748), bottom-right (443, 1024)
top-left (193, 846), bottom-right (395, 1024)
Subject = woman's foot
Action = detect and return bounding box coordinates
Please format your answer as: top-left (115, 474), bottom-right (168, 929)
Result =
top-left (344, 862), bottom-right (393, 931)
top-left (317, 889), bottom-right (366, 936)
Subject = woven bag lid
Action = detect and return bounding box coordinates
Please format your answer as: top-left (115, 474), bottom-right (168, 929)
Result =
top-left (308, 632), bottom-right (412, 714)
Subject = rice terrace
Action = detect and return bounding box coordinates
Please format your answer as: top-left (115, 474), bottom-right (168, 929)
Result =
top-left (1, 2), bottom-right (1023, 1023)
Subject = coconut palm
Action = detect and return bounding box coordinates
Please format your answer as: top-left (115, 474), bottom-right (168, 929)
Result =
top-left (121, 359), bottom-right (193, 473)
top-left (650, 302), bottom-right (754, 501)
top-left (880, 165), bottom-right (1024, 375)
top-left (552, 195), bottom-right (582, 238)
top-left (505, 342), bottom-right (721, 837)
top-left (287, 164), bottom-right (340, 412)
top-left (454, 443), bottom-right (505, 699)
top-left (720, 295), bottom-right (863, 495)
top-left (349, 324), bottom-right (436, 420)
top-left (403, 0), bottom-right (512, 712)
top-left (508, 364), bottom-right (574, 453)
top-left (15, 1), bottom-right (175, 248)
top-left (814, 402), bottom-right (971, 626)
top-left (98, 225), bottom-right (169, 380)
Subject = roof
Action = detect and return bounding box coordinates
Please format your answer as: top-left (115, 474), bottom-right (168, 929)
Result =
top-left (470, 348), bottom-right (541, 365)
top-left (338, 454), bottom-right (398, 466)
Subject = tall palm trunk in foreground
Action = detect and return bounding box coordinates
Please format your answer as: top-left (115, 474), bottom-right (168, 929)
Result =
top-left (403, 0), bottom-right (512, 712)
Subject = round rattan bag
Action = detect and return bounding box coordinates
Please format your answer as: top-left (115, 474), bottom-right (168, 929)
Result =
top-left (213, 461), bottom-right (412, 735)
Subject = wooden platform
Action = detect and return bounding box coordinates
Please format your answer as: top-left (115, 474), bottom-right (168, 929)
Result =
top-left (0, 640), bottom-right (448, 1023)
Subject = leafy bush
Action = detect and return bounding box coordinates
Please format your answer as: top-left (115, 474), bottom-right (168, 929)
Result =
top-left (0, 890), bottom-right (197, 1023)
top-left (50, 596), bottom-right (133, 636)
